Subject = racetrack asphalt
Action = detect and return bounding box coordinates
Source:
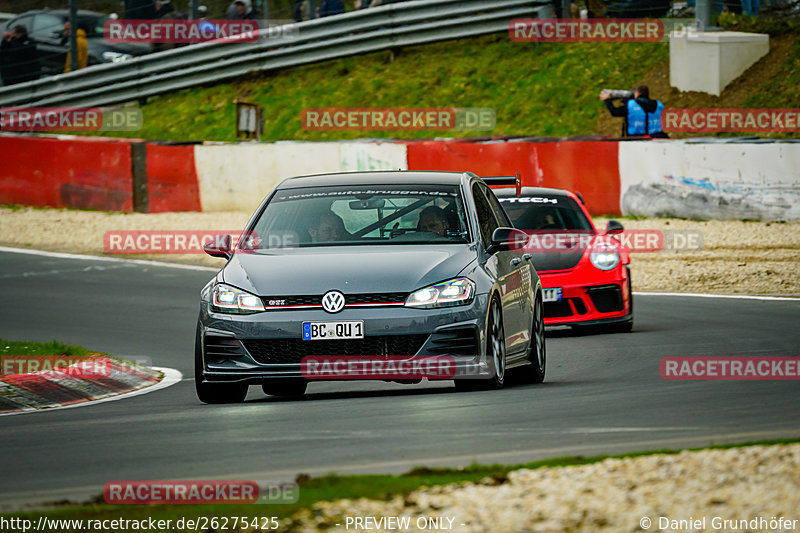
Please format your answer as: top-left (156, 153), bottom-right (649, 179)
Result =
top-left (1, 249), bottom-right (799, 509)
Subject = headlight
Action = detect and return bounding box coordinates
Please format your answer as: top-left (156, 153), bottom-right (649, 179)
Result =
top-left (405, 278), bottom-right (475, 309)
top-left (101, 51), bottom-right (133, 63)
top-left (211, 284), bottom-right (265, 314)
top-left (590, 242), bottom-right (620, 271)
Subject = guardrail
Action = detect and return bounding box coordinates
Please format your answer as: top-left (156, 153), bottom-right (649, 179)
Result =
top-left (0, 0), bottom-right (551, 108)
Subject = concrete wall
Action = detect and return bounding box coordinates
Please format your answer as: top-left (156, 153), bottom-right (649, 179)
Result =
top-left (619, 141), bottom-right (800, 221)
top-left (194, 141), bottom-right (408, 212)
top-left (670, 30), bottom-right (769, 96)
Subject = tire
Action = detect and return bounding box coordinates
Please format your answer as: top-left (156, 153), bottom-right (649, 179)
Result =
top-left (518, 293), bottom-right (546, 384)
top-left (262, 380), bottom-right (308, 398)
top-left (484, 296), bottom-right (507, 389)
top-left (194, 323), bottom-right (248, 404)
top-left (456, 296), bottom-right (506, 391)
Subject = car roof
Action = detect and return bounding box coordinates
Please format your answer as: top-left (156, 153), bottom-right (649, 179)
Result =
top-left (13, 10), bottom-right (106, 17)
top-left (493, 186), bottom-right (575, 198)
top-left (277, 170), bottom-right (471, 189)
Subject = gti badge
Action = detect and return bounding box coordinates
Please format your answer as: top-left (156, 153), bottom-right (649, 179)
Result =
top-left (321, 290), bottom-right (346, 313)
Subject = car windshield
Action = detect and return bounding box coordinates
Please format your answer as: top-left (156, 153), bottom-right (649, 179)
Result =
top-left (250, 184), bottom-right (470, 248)
top-left (499, 195), bottom-right (593, 232)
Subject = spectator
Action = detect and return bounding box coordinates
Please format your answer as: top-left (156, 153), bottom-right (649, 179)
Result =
top-left (0, 25), bottom-right (40, 85)
top-left (63, 22), bottom-right (88, 73)
top-left (417, 206), bottom-right (449, 237)
top-left (125, 0), bottom-right (156, 19)
top-left (292, 0), bottom-right (305, 21)
top-left (319, 0), bottom-right (345, 17)
top-left (228, 0), bottom-right (258, 20)
top-left (600, 85), bottom-right (668, 138)
top-left (154, 0), bottom-right (175, 19)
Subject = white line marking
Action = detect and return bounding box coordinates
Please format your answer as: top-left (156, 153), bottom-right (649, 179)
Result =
top-left (634, 291), bottom-right (800, 302)
top-left (0, 247), bottom-right (217, 272)
top-left (0, 367), bottom-right (182, 417)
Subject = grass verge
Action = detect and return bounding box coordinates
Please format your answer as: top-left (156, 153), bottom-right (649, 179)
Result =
top-left (0, 339), bottom-right (94, 357)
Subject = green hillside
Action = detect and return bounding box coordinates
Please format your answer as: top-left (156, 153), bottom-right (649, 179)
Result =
top-left (90, 15), bottom-right (799, 143)
top-left (103, 35), bottom-right (669, 142)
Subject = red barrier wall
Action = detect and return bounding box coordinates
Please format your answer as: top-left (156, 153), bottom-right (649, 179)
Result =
top-left (0, 136), bottom-right (133, 211)
top-left (0, 135), bottom-right (134, 211)
top-left (145, 144), bottom-right (201, 212)
top-left (406, 140), bottom-right (621, 215)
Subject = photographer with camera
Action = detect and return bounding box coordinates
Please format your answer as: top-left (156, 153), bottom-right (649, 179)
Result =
top-left (600, 85), bottom-right (668, 138)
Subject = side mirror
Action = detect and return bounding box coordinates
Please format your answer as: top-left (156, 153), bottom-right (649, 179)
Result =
top-left (487, 227), bottom-right (527, 254)
top-left (203, 234), bottom-right (232, 259)
top-left (606, 220), bottom-right (624, 235)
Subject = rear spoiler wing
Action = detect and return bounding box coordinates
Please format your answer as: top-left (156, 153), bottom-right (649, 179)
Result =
top-left (480, 172), bottom-right (521, 197)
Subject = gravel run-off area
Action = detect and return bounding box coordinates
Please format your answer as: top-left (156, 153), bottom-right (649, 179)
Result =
top-left (1, 208), bottom-right (798, 296)
top-left (285, 444), bottom-right (800, 533)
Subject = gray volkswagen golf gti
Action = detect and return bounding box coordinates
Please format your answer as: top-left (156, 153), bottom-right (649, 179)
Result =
top-left (195, 171), bottom-right (545, 403)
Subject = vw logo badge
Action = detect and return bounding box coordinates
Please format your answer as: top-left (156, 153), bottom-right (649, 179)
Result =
top-left (321, 290), bottom-right (346, 313)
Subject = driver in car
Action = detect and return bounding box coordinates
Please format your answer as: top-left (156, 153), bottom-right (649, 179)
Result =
top-left (308, 211), bottom-right (350, 242)
top-left (534, 208), bottom-right (561, 230)
top-left (417, 206), bottom-right (449, 237)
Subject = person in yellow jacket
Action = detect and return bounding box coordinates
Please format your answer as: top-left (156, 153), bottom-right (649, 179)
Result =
top-left (63, 21), bottom-right (88, 73)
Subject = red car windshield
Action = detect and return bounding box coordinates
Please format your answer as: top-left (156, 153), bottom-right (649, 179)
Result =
top-left (499, 195), bottom-right (593, 232)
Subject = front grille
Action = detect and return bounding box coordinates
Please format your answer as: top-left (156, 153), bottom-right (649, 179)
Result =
top-left (588, 286), bottom-right (624, 313)
top-left (348, 292), bottom-right (407, 304)
top-left (262, 292), bottom-right (408, 309)
top-left (242, 335), bottom-right (429, 364)
top-left (203, 336), bottom-right (245, 361)
top-left (427, 327), bottom-right (479, 356)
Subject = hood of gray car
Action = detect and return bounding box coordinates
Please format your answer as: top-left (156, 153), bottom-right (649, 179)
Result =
top-left (222, 245), bottom-right (477, 296)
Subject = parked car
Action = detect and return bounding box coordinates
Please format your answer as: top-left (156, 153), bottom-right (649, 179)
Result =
top-left (603, 0), bottom-right (672, 17)
top-left (2, 9), bottom-right (150, 78)
top-left (195, 171), bottom-right (546, 403)
top-left (495, 186), bottom-right (633, 333)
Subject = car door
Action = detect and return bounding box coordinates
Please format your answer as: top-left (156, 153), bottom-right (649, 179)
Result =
top-left (31, 13), bottom-right (66, 75)
top-left (471, 182), bottom-right (524, 354)
top-left (484, 184), bottom-right (534, 354)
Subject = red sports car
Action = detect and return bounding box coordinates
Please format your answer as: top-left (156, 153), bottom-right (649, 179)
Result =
top-left (494, 186), bottom-right (633, 333)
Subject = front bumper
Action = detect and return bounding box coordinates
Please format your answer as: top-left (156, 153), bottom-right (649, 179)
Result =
top-left (198, 294), bottom-right (495, 383)
top-left (539, 265), bottom-right (631, 326)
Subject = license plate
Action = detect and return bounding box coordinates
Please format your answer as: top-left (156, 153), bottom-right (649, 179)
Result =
top-left (542, 288), bottom-right (562, 303)
top-left (302, 321), bottom-right (364, 340)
